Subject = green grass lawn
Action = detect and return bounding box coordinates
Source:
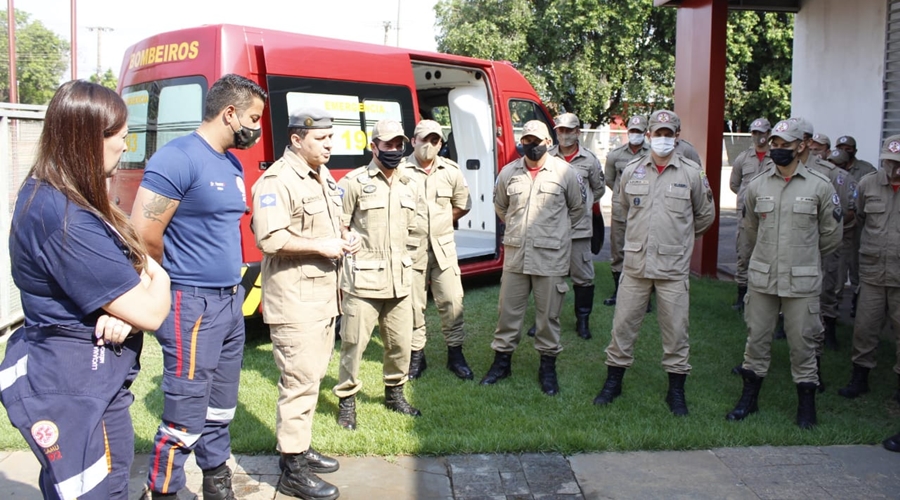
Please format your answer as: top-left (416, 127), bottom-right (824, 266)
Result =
top-left (2, 262), bottom-right (898, 455)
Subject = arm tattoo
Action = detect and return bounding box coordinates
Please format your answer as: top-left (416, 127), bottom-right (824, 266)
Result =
top-left (142, 194), bottom-right (176, 223)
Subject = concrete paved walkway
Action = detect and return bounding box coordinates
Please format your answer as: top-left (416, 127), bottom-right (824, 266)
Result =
top-left (1, 444), bottom-right (898, 499)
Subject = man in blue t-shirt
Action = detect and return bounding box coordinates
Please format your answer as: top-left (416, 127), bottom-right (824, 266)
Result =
top-left (131, 74), bottom-right (267, 500)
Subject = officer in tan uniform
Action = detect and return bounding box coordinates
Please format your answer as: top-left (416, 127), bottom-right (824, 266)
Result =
top-left (401, 119), bottom-right (474, 380)
top-left (592, 110), bottom-right (715, 416)
top-left (729, 118), bottom-right (771, 311)
top-left (838, 135), bottom-right (900, 403)
top-left (251, 107), bottom-right (353, 499)
top-left (333, 119), bottom-right (421, 430)
top-left (603, 115), bottom-right (650, 306)
top-left (808, 133), bottom-right (831, 161)
top-left (480, 120), bottom-right (585, 395)
top-left (671, 114), bottom-right (703, 167)
top-left (835, 135), bottom-right (876, 316)
top-left (726, 119), bottom-right (841, 429)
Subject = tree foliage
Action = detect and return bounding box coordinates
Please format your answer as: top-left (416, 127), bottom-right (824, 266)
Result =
top-left (0, 9), bottom-right (70, 105)
top-left (89, 68), bottom-right (118, 91)
top-left (435, 1), bottom-right (792, 130)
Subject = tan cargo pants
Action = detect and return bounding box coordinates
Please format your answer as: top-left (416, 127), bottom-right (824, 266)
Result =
top-left (570, 237), bottom-right (595, 286)
top-left (851, 281), bottom-right (900, 374)
top-left (742, 290), bottom-right (820, 384)
top-left (411, 249), bottom-right (466, 351)
top-left (491, 271), bottom-right (567, 356)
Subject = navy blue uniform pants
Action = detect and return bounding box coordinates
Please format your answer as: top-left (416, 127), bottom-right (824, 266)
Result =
top-left (0, 325), bottom-right (142, 500)
top-left (147, 286), bottom-right (244, 495)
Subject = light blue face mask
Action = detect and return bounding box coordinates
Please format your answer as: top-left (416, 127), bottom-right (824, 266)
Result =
top-left (650, 136), bottom-right (675, 156)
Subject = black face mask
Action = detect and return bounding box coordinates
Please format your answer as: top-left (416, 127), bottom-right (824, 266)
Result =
top-left (376, 148), bottom-right (404, 169)
top-left (770, 148), bottom-right (796, 167)
top-left (232, 118), bottom-right (261, 150)
top-left (522, 142), bottom-right (547, 161)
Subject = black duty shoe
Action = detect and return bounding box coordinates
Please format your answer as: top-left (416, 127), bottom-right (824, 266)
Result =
top-left (603, 271), bottom-right (621, 306)
top-left (593, 366), bottom-right (625, 406)
top-left (574, 285), bottom-right (595, 340)
top-left (726, 368), bottom-right (763, 421)
top-left (384, 384), bottom-right (422, 417)
top-left (148, 492), bottom-right (177, 500)
top-left (796, 382), bottom-right (818, 429)
top-left (447, 345), bottom-right (474, 380)
top-left (837, 364), bottom-right (870, 399)
top-left (526, 324), bottom-right (536, 337)
top-left (731, 364), bottom-right (743, 376)
top-left (480, 351), bottom-right (512, 385)
top-left (278, 453), bottom-right (340, 500)
top-left (201, 463), bottom-right (235, 500)
top-left (408, 349), bottom-right (427, 379)
top-left (279, 448), bottom-right (341, 474)
top-left (732, 285), bottom-right (747, 312)
top-left (337, 395), bottom-right (357, 430)
top-left (538, 355), bottom-right (559, 396)
top-left (665, 373), bottom-right (688, 416)
top-left (884, 432), bottom-right (900, 453)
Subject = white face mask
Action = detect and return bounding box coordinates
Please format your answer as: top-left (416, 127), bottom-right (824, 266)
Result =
top-left (628, 133), bottom-right (645, 146)
top-left (557, 132), bottom-right (578, 148)
top-left (651, 136), bottom-right (676, 157)
top-left (415, 142), bottom-right (440, 163)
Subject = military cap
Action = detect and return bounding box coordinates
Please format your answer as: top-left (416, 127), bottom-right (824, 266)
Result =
top-left (811, 133), bottom-right (831, 147)
top-left (288, 107), bottom-right (333, 129)
top-left (750, 118), bottom-right (771, 133)
top-left (413, 119), bottom-right (444, 139)
top-left (880, 134), bottom-right (900, 162)
top-left (789, 117), bottom-right (814, 138)
top-left (553, 113), bottom-right (580, 129)
top-left (827, 148), bottom-right (850, 166)
top-left (769, 120), bottom-right (804, 143)
top-left (626, 115), bottom-right (649, 133)
top-left (521, 120), bottom-right (551, 141)
top-left (836, 135), bottom-right (857, 148)
top-left (649, 110), bottom-right (679, 133)
top-left (371, 119), bottom-right (409, 142)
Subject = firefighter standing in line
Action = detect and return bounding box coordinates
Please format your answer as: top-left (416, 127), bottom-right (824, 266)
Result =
top-left (593, 110), bottom-right (715, 416)
top-left (603, 115), bottom-right (650, 306)
top-left (480, 120), bottom-right (585, 395)
top-left (332, 120), bottom-right (421, 430)
top-left (251, 108), bottom-right (359, 500)
top-left (726, 119), bottom-right (841, 429)
top-left (401, 119), bottom-right (475, 380)
top-left (729, 118), bottom-right (771, 311)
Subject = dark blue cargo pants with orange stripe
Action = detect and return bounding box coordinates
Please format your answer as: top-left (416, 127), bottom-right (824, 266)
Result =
top-left (146, 285), bottom-right (245, 495)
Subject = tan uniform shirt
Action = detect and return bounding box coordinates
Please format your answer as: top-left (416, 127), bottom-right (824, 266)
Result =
top-left (618, 155), bottom-right (715, 280)
top-left (605, 142), bottom-right (650, 222)
top-left (848, 159), bottom-right (877, 182)
top-left (856, 169), bottom-right (900, 287)
top-left (550, 144), bottom-right (605, 239)
top-left (744, 163), bottom-right (842, 297)
top-left (338, 162), bottom-right (418, 299)
top-left (676, 139), bottom-right (702, 167)
top-left (251, 147), bottom-right (343, 324)
top-left (730, 147), bottom-right (769, 211)
top-left (400, 155), bottom-right (471, 271)
top-left (494, 156), bottom-right (586, 276)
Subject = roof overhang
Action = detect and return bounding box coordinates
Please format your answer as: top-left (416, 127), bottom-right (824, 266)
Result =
top-left (654, 0), bottom-right (800, 11)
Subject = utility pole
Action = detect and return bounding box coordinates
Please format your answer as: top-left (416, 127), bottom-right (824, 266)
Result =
top-left (86, 26), bottom-right (112, 78)
top-left (382, 21), bottom-right (391, 46)
top-left (70, 0), bottom-right (76, 80)
top-left (395, 0), bottom-right (401, 47)
top-left (7, 0), bottom-right (17, 103)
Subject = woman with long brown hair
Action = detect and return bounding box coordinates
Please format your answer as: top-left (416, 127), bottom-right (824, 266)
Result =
top-left (0, 80), bottom-right (171, 499)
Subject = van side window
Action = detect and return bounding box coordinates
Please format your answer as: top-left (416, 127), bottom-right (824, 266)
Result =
top-left (267, 76), bottom-right (416, 171)
top-left (509, 100), bottom-right (554, 143)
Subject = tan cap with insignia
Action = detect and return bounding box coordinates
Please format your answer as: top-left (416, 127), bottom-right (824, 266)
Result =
top-left (837, 135), bottom-right (857, 148)
top-left (627, 115), bottom-right (649, 133)
top-left (371, 119), bottom-right (409, 143)
top-left (880, 134), bottom-right (900, 162)
top-left (750, 118), bottom-right (771, 133)
top-left (413, 119), bottom-right (444, 139)
top-left (648, 110), bottom-right (678, 133)
top-left (288, 107), bottom-right (333, 129)
top-left (811, 133), bottom-right (831, 147)
top-left (827, 149), bottom-right (850, 167)
top-left (553, 113), bottom-right (580, 129)
top-left (521, 120), bottom-right (551, 141)
top-left (769, 120), bottom-right (804, 143)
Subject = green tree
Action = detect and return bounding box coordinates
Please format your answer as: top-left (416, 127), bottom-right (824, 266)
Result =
top-left (89, 68), bottom-right (118, 90)
top-left (0, 9), bottom-right (70, 104)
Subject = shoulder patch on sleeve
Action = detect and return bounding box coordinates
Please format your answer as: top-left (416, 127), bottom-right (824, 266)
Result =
top-left (260, 193), bottom-right (277, 208)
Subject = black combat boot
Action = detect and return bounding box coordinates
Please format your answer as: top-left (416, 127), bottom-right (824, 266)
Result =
top-left (278, 453), bottom-right (340, 500)
top-left (593, 366), bottom-right (626, 406)
top-left (538, 355), bottom-right (559, 396)
top-left (796, 382), bottom-right (818, 429)
top-left (726, 368), bottom-right (763, 421)
top-left (574, 285), bottom-right (595, 340)
top-left (408, 349), bottom-right (427, 379)
top-left (731, 363), bottom-right (743, 376)
top-left (603, 271), bottom-right (621, 306)
top-left (838, 364), bottom-right (870, 399)
top-left (816, 356), bottom-right (826, 393)
top-left (337, 395), bottom-right (357, 430)
top-left (884, 432), bottom-right (900, 452)
top-left (895, 374), bottom-right (900, 404)
top-left (732, 285), bottom-right (747, 312)
top-left (851, 290), bottom-right (859, 318)
top-left (823, 317), bottom-right (839, 351)
top-left (278, 447), bottom-right (340, 474)
top-left (385, 384), bottom-right (422, 416)
top-left (447, 345), bottom-right (474, 380)
top-left (201, 463), bottom-right (235, 500)
top-left (774, 312), bottom-right (786, 340)
top-left (526, 324), bottom-right (536, 337)
top-left (480, 351), bottom-right (512, 385)
top-left (665, 373), bottom-right (689, 416)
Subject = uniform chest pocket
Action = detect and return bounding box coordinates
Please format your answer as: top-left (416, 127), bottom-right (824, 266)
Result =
top-left (302, 197), bottom-right (327, 215)
top-left (538, 181), bottom-right (563, 199)
top-left (435, 188), bottom-right (453, 206)
top-left (864, 202), bottom-right (886, 215)
top-left (664, 187), bottom-right (691, 214)
top-left (359, 195), bottom-right (387, 228)
top-left (792, 202), bottom-right (817, 228)
top-left (624, 182), bottom-right (650, 207)
top-left (754, 200), bottom-right (775, 219)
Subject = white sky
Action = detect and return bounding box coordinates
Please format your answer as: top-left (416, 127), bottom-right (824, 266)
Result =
top-left (12, 0), bottom-right (440, 80)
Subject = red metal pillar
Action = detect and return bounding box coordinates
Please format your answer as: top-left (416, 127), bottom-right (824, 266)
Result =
top-left (673, 0), bottom-right (727, 277)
